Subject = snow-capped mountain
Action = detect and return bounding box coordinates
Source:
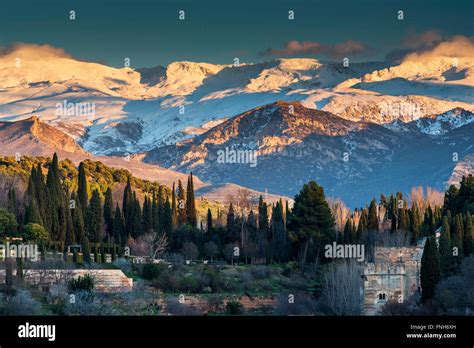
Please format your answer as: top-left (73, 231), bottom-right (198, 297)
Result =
top-left (144, 101), bottom-right (474, 207)
top-left (1, 43), bottom-right (473, 156)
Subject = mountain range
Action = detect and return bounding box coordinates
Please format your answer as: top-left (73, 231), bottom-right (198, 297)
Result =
top-left (0, 43), bottom-right (473, 207)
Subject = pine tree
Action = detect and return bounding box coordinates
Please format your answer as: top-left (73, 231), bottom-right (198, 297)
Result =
top-left (177, 180), bottom-right (187, 226)
top-left (439, 216), bottom-right (455, 277)
top-left (103, 187), bottom-right (114, 237)
top-left (420, 236), bottom-right (441, 304)
top-left (77, 162), bottom-right (88, 211)
top-left (86, 189), bottom-right (104, 243)
top-left (367, 199), bottom-right (379, 231)
top-left (186, 173), bottom-right (197, 227)
top-left (207, 208), bottom-right (213, 233)
top-left (287, 181), bottom-right (335, 272)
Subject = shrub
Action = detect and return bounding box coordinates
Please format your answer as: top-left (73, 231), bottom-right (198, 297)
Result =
top-left (0, 290), bottom-right (43, 315)
top-left (68, 274), bottom-right (94, 293)
top-left (226, 300), bottom-right (244, 315)
top-left (141, 263), bottom-right (167, 280)
top-left (166, 298), bottom-right (202, 315)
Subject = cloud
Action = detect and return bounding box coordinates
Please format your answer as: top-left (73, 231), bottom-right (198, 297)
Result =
top-left (403, 35), bottom-right (474, 61)
top-left (0, 43), bottom-right (72, 59)
top-left (386, 31), bottom-right (474, 63)
top-left (402, 30), bottom-right (443, 50)
top-left (260, 40), bottom-right (369, 59)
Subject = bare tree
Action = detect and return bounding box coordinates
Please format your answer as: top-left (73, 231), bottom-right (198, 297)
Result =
top-left (128, 232), bottom-right (168, 260)
top-left (328, 197), bottom-right (351, 232)
top-left (319, 260), bottom-right (363, 315)
top-left (426, 187), bottom-right (444, 209)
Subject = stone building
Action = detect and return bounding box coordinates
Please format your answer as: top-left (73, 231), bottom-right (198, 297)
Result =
top-left (362, 238), bottom-right (426, 315)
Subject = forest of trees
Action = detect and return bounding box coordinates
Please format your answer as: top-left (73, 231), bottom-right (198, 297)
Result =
top-left (0, 153), bottom-right (473, 296)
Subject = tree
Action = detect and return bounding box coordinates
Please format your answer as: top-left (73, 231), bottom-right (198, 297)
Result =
top-left (0, 209), bottom-right (18, 237)
top-left (288, 181), bottom-right (335, 272)
top-left (204, 241), bottom-right (218, 261)
top-left (142, 195), bottom-right (153, 233)
top-left (420, 237), bottom-right (441, 304)
top-left (452, 214), bottom-right (464, 261)
top-left (182, 241), bottom-right (199, 260)
top-left (410, 204), bottom-right (421, 245)
top-left (464, 214), bottom-right (473, 256)
top-left (207, 208), bottom-right (213, 233)
top-left (185, 173), bottom-right (197, 227)
top-left (77, 162), bottom-right (88, 211)
top-left (226, 203), bottom-right (237, 242)
top-left (103, 187), bottom-right (114, 236)
top-left (439, 216), bottom-right (455, 277)
top-left (86, 189), bottom-right (104, 243)
top-left (7, 187), bottom-right (16, 215)
top-left (171, 182), bottom-right (178, 229)
top-left (24, 197), bottom-right (43, 226)
top-left (319, 260), bottom-right (362, 315)
top-left (72, 201), bottom-right (86, 243)
top-left (112, 204), bottom-right (124, 243)
top-left (367, 199), bottom-right (379, 231)
top-left (122, 177), bottom-right (133, 238)
top-left (23, 223), bottom-right (49, 243)
top-left (177, 180), bottom-right (187, 226)
top-left (46, 153), bottom-right (67, 242)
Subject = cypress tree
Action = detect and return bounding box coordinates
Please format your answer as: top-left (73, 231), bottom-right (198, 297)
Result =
top-left (452, 214), bottom-right (464, 261)
top-left (72, 200), bottom-right (85, 243)
top-left (122, 177), bottom-right (133, 238)
top-left (171, 182), bottom-right (178, 229)
top-left (157, 186), bottom-right (165, 233)
top-left (7, 187), bottom-right (16, 215)
top-left (439, 216), bottom-right (455, 277)
top-left (207, 208), bottom-right (213, 233)
top-left (142, 195), bottom-right (153, 233)
top-left (77, 162), bottom-right (88, 211)
top-left (464, 214), bottom-right (473, 256)
top-left (86, 189), bottom-right (104, 243)
top-left (343, 218), bottom-right (352, 244)
top-left (24, 197), bottom-right (43, 226)
top-left (420, 236), bottom-right (441, 304)
top-left (410, 204), bottom-right (421, 245)
top-left (64, 187), bottom-right (75, 246)
top-left (226, 203), bottom-right (236, 242)
top-left (103, 187), bottom-right (114, 236)
top-left (367, 199), bottom-right (379, 231)
top-left (131, 192), bottom-right (142, 238)
top-left (177, 180), bottom-right (186, 226)
top-left (357, 209), bottom-right (368, 240)
top-left (46, 153), bottom-right (66, 242)
top-left (186, 173), bottom-right (197, 227)
top-left (151, 189), bottom-right (159, 232)
top-left (162, 196), bottom-right (172, 236)
top-left (113, 203), bottom-right (124, 244)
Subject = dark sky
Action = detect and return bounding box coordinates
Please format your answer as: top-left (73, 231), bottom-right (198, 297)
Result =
top-left (0, 0), bottom-right (473, 68)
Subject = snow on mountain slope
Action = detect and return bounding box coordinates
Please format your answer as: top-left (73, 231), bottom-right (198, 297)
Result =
top-left (1, 42), bottom-right (473, 155)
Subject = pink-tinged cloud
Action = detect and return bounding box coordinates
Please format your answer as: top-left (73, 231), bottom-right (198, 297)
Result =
top-left (402, 30), bottom-right (443, 49)
top-left (260, 40), bottom-right (369, 58)
top-left (403, 35), bottom-right (474, 61)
